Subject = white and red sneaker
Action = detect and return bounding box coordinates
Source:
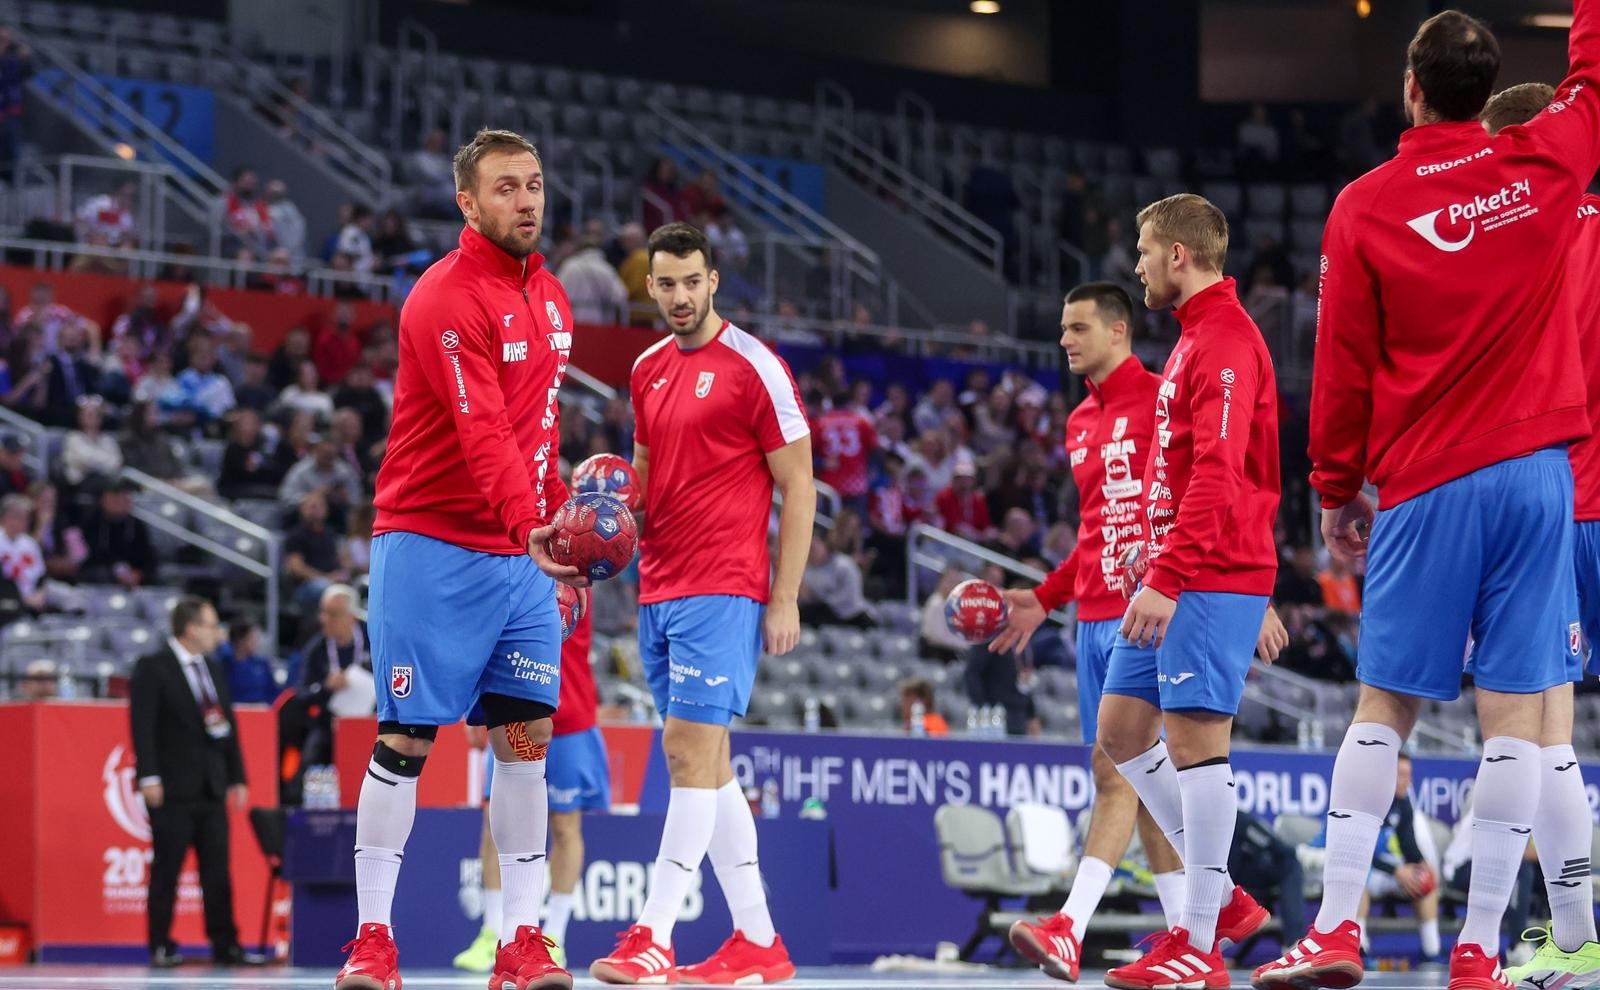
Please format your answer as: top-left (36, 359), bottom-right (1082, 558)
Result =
top-left (336, 923), bottom-right (402, 990)
top-left (1105, 928), bottom-right (1230, 990)
top-left (1217, 885), bottom-right (1271, 945)
top-left (491, 925), bottom-right (572, 990)
top-left (1009, 913), bottom-right (1082, 982)
top-left (591, 925), bottom-right (678, 985)
top-left (1251, 920), bottom-right (1365, 989)
top-left (1448, 943), bottom-right (1513, 990)
top-left (676, 931), bottom-right (795, 984)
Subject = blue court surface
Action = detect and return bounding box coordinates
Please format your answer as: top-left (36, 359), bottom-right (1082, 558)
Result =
top-left (0, 967), bottom-right (1455, 988)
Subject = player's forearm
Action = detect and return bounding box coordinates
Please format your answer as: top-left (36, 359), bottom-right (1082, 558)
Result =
top-left (770, 479), bottom-right (816, 603)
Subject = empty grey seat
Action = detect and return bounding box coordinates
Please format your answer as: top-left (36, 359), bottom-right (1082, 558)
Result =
top-left (1200, 181), bottom-right (1244, 219)
top-left (85, 585), bottom-right (140, 619)
top-left (543, 68), bottom-right (574, 100)
top-left (1290, 219), bottom-right (1325, 252)
top-left (1246, 183), bottom-right (1288, 218)
top-left (821, 626), bottom-right (869, 658)
top-left (934, 804), bottom-right (1054, 897)
top-left (1291, 183), bottom-right (1330, 218)
top-left (812, 660), bottom-right (858, 689)
top-left (612, 77), bottom-right (643, 108)
top-left (1145, 147), bottom-right (1182, 179)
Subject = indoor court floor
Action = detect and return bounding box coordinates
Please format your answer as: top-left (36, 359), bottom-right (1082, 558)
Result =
top-left (0, 968), bottom-right (1461, 989)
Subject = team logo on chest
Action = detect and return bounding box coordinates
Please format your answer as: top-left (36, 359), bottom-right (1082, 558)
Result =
top-left (695, 371), bottom-right (715, 398)
top-left (1112, 416), bottom-right (1128, 442)
top-left (545, 300), bottom-right (563, 331)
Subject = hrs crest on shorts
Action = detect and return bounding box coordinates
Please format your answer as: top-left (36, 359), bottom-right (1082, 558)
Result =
top-left (390, 665), bottom-right (413, 698)
top-left (1572, 621), bottom-right (1584, 657)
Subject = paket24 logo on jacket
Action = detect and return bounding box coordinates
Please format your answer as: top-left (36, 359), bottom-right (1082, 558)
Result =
top-left (1406, 178), bottom-right (1534, 253)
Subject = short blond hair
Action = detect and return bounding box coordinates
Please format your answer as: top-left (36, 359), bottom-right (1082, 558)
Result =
top-left (1136, 193), bottom-right (1229, 274)
top-left (452, 128), bottom-right (540, 193)
top-left (1481, 82), bottom-right (1555, 135)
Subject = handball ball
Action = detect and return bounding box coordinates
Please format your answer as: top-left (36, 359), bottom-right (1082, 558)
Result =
top-left (1414, 864), bottom-right (1437, 896)
top-left (573, 452), bottom-right (641, 512)
top-left (556, 582), bottom-right (586, 641)
top-left (944, 579), bottom-right (1009, 644)
top-left (548, 491), bottom-right (638, 582)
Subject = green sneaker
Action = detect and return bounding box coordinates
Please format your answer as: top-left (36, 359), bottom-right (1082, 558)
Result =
top-left (452, 925), bottom-right (498, 972)
top-left (548, 937), bottom-right (566, 969)
top-left (1504, 927), bottom-right (1600, 990)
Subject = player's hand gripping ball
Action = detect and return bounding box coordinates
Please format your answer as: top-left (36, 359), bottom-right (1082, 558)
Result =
top-left (556, 581), bottom-right (587, 641)
top-left (548, 491), bottom-right (638, 582)
top-left (572, 452), bottom-right (641, 512)
top-left (944, 579), bottom-right (1010, 644)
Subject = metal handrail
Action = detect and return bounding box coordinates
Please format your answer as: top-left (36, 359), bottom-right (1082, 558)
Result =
top-left (1249, 658), bottom-right (1469, 753)
top-left (0, 406), bottom-right (52, 478)
top-left (745, 309), bottom-right (1061, 367)
top-left (391, 19), bottom-right (439, 158)
top-left (121, 466), bottom-right (276, 542)
top-left (893, 90), bottom-right (937, 179)
top-left (905, 520), bottom-right (1056, 606)
top-left (564, 365), bottom-right (618, 402)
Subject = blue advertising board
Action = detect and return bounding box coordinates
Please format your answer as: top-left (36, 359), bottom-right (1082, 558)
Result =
top-left (35, 70), bottom-right (215, 169)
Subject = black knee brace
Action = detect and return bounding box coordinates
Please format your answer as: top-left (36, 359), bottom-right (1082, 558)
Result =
top-left (371, 739), bottom-right (429, 780)
top-left (478, 692), bottom-right (556, 730)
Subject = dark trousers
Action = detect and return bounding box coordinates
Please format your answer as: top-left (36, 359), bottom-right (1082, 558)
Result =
top-left (1231, 836), bottom-right (1306, 946)
top-left (147, 800), bottom-right (239, 951)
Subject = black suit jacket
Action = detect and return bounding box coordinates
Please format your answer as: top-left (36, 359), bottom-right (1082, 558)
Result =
top-left (129, 645), bottom-right (246, 803)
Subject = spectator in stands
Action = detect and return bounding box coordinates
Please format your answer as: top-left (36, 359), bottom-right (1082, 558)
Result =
top-left (1274, 545), bottom-right (1325, 608)
top-left (704, 212), bottom-right (749, 267)
top-left (875, 382), bottom-right (914, 437)
top-left (18, 659), bottom-right (58, 700)
top-left (1244, 262), bottom-right (1291, 335)
top-left (615, 222), bottom-right (652, 324)
top-left (271, 411), bottom-right (316, 480)
top-left (3, 323), bottom-right (48, 416)
top-left (0, 492), bottom-right (46, 611)
top-left (1228, 810), bottom-right (1307, 954)
top-left (279, 434), bottom-right (361, 523)
top-left (679, 168), bottom-right (728, 220)
top-left (1101, 217), bottom-right (1136, 284)
top-left (331, 362), bottom-right (387, 443)
top-left (61, 395), bottom-right (122, 488)
top-left (76, 180), bottom-right (138, 248)
top-left (921, 566), bottom-right (971, 662)
top-left (263, 180), bottom-right (305, 263)
top-left (32, 481), bottom-right (85, 582)
top-left (935, 457), bottom-right (995, 541)
top-left (295, 583), bottom-right (374, 764)
top-left (218, 409), bottom-right (282, 501)
top-left (342, 502), bottom-right (373, 581)
top-left (1041, 521), bottom-right (1075, 568)
top-left (0, 434), bottom-right (31, 497)
top-left (43, 321), bottom-right (101, 426)
top-left (556, 220), bottom-right (628, 324)
top-left (329, 408), bottom-right (378, 489)
top-left (283, 491), bottom-right (348, 612)
top-left (404, 129), bottom-right (457, 219)
top-left (642, 156), bottom-right (684, 232)
top-left (219, 619), bottom-right (278, 705)
top-left (129, 352), bottom-right (174, 413)
top-left (268, 326), bottom-right (312, 391)
top-left (118, 400), bottom-right (208, 495)
top-left (799, 534), bottom-right (874, 629)
top-left (313, 303), bottom-right (363, 385)
top-left (898, 678), bottom-right (949, 736)
top-left (815, 392), bottom-right (878, 515)
top-left (224, 167), bottom-right (274, 256)
top-left (233, 354), bottom-right (275, 413)
top-left (989, 459), bottom-right (1058, 530)
top-left (969, 385), bottom-right (1014, 458)
top-left (162, 334), bottom-right (236, 425)
top-left (80, 479), bottom-right (156, 589)
top-left (0, 28), bottom-right (32, 182)
top-left (18, 282), bottom-right (98, 357)
top-left (371, 209), bottom-right (416, 274)
top-left (1317, 553), bottom-right (1361, 617)
top-left (336, 204), bottom-right (376, 273)
top-left (110, 284), bottom-right (169, 360)
top-left (277, 359), bottom-right (335, 424)
top-left (912, 379), bottom-right (958, 436)
top-left (1237, 103), bottom-right (1282, 177)
top-left (986, 507), bottom-right (1040, 561)
top-left (906, 428), bottom-right (957, 492)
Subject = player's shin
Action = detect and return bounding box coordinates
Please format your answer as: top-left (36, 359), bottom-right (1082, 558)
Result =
top-left (710, 778), bottom-right (777, 946)
top-left (1176, 758), bottom-right (1237, 953)
top-left (1314, 722), bottom-right (1400, 932)
top-left (1535, 742), bottom-right (1599, 952)
top-left (491, 747), bottom-right (551, 945)
top-left (354, 740), bottom-right (428, 930)
top-left (1459, 736), bottom-right (1542, 952)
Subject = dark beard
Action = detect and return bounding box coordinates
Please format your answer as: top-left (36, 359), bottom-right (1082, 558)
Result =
top-left (481, 214), bottom-right (539, 259)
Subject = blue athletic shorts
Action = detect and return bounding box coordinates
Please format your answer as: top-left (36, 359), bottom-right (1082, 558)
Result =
top-left (370, 531), bottom-right (562, 725)
top-left (1103, 591), bottom-right (1268, 716)
top-left (483, 726), bottom-right (610, 812)
top-left (1572, 520), bottom-right (1600, 681)
top-left (1075, 618), bottom-right (1133, 744)
top-left (639, 595), bottom-right (763, 726)
top-left (1361, 448), bottom-right (1577, 701)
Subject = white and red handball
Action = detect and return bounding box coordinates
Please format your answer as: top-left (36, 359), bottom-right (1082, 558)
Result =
top-left (556, 582), bottom-right (587, 641)
top-left (548, 491), bottom-right (639, 582)
top-left (572, 453), bottom-right (641, 512)
top-left (944, 579), bottom-right (1010, 644)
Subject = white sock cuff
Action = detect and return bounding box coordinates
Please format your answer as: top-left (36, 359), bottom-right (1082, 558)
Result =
top-left (354, 845), bottom-right (404, 860)
top-left (1542, 743), bottom-right (1579, 767)
top-left (1345, 722), bottom-right (1402, 749)
top-left (1116, 740), bottom-right (1171, 777)
top-left (1176, 760), bottom-right (1233, 782)
top-left (1327, 809), bottom-right (1383, 829)
top-left (493, 757), bottom-right (547, 777)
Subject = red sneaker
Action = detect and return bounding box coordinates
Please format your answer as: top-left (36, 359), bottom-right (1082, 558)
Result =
top-left (590, 925), bottom-right (678, 985)
top-left (676, 931), bottom-right (796, 985)
top-left (1251, 920), bottom-right (1365, 989)
top-left (1008, 913), bottom-right (1081, 982)
top-left (491, 925), bottom-right (572, 990)
top-left (336, 923), bottom-right (402, 990)
top-left (1217, 885), bottom-right (1271, 945)
top-left (1448, 943), bottom-right (1512, 990)
top-left (1106, 928), bottom-right (1230, 990)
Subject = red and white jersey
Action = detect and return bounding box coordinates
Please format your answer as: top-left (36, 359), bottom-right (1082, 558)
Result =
top-left (1572, 193), bottom-right (1600, 521)
top-left (0, 531), bottom-right (43, 597)
top-left (631, 322), bottom-right (810, 605)
top-left (815, 407), bottom-right (877, 497)
top-left (75, 194), bottom-right (136, 246)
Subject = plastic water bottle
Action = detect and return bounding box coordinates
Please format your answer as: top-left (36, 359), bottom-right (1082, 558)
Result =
top-left (909, 700), bottom-right (927, 737)
top-left (1310, 719), bottom-right (1326, 750)
top-left (966, 707), bottom-right (980, 736)
top-left (760, 779), bottom-right (780, 819)
top-left (803, 696), bottom-right (821, 733)
top-left (989, 705), bottom-right (1007, 738)
top-left (1297, 718), bottom-right (1312, 750)
top-left (56, 668), bottom-right (77, 699)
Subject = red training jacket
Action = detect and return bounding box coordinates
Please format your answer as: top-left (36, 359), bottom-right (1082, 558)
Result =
top-left (1034, 356), bottom-right (1162, 622)
top-left (1141, 278), bottom-right (1280, 599)
top-left (1573, 193), bottom-right (1600, 521)
top-left (1310, 2), bottom-right (1600, 509)
top-left (374, 225), bottom-right (574, 553)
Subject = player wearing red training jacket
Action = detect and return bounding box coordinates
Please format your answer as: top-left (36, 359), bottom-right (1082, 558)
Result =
top-left (1089, 195), bottom-right (1279, 990)
top-left (998, 282), bottom-right (1271, 982)
top-left (591, 223), bottom-right (812, 986)
top-left (1473, 84), bottom-right (1600, 989)
top-left (1257, 11), bottom-right (1600, 990)
top-left (339, 130), bottom-right (578, 990)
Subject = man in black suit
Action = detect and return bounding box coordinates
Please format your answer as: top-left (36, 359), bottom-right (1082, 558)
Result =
top-left (129, 596), bottom-right (258, 967)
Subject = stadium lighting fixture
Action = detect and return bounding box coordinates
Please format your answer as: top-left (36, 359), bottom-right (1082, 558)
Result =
top-left (1527, 13), bottom-right (1574, 28)
top-left (970, 1), bottom-right (1001, 14)
top-left (1355, 0), bottom-right (1372, 18)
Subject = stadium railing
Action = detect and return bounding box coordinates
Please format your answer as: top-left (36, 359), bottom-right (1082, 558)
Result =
top-left (0, 405), bottom-right (53, 479)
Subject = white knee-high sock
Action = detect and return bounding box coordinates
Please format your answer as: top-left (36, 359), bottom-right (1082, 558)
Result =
top-left (1176, 761), bottom-right (1237, 953)
top-left (1115, 742), bottom-right (1186, 851)
top-left (1314, 722), bottom-right (1400, 932)
top-left (1154, 871), bottom-right (1187, 930)
top-left (1061, 857), bottom-right (1114, 940)
top-left (708, 780), bottom-right (776, 946)
top-left (1534, 744), bottom-right (1598, 952)
top-left (1459, 737), bottom-right (1541, 952)
top-left (483, 888), bottom-right (503, 935)
top-left (544, 892), bottom-right (574, 946)
top-left (491, 757), bottom-right (550, 944)
top-left (637, 787), bottom-right (718, 945)
top-left (354, 754), bottom-right (421, 930)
